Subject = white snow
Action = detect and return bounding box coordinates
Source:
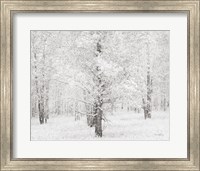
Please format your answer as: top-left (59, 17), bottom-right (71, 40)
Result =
top-left (31, 111), bottom-right (169, 141)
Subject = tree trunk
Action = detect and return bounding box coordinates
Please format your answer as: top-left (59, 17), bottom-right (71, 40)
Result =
top-left (163, 97), bottom-right (166, 111)
top-left (87, 104), bottom-right (96, 127)
top-left (95, 104), bottom-right (103, 137)
top-left (93, 35), bottom-right (104, 137)
top-left (142, 98), bottom-right (148, 119)
top-left (146, 73), bottom-right (152, 119)
top-left (38, 98), bottom-right (44, 124)
top-left (146, 44), bottom-right (152, 119)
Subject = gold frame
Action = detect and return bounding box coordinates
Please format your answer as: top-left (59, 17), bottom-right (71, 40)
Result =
top-left (0, 0), bottom-right (199, 170)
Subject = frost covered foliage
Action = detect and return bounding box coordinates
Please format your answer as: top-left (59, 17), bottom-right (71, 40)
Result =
top-left (31, 31), bottom-right (169, 140)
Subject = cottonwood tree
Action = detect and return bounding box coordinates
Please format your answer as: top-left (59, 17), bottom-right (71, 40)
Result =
top-left (31, 31), bottom-right (60, 124)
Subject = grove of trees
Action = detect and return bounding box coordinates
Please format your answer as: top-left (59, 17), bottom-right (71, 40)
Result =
top-left (31, 31), bottom-right (169, 137)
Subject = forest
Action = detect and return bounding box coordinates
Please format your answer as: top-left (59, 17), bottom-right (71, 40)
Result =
top-left (31, 30), bottom-right (169, 140)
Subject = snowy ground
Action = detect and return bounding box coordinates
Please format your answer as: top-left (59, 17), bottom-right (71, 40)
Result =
top-left (31, 111), bottom-right (169, 141)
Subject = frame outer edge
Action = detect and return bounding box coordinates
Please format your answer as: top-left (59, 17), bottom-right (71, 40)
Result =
top-left (0, 0), bottom-right (199, 171)
top-left (194, 0), bottom-right (200, 170)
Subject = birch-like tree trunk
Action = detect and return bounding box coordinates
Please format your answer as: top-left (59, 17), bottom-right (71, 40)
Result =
top-left (145, 43), bottom-right (152, 119)
top-left (94, 39), bottom-right (104, 137)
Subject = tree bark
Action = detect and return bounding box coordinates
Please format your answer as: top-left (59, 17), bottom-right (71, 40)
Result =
top-left (95, 102), bottom-right (103, 137)
top-left (146, 42), bottom-right (152, 119)
top-left (163, 97), bottom-right (166, 111)
top-left (93, 35), bottom-right (104, 137)
top-left (38, 98), bottom-right (44, 124)
top-left (146, 72), bottom-right (152, 119)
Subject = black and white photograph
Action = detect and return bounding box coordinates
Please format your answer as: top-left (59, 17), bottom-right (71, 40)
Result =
top-left (31, 30), bottom-right (169, 141)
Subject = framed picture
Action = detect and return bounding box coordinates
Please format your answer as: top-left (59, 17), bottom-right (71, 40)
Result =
top-left (0, 0), bottom-right (199, 170)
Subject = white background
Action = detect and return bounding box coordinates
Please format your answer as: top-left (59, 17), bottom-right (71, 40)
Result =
top-left (13, 13), bottom-right (187, 158)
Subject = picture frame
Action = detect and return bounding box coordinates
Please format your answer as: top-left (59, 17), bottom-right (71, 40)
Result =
top-left (0, 0), bottom-right (199, 170)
